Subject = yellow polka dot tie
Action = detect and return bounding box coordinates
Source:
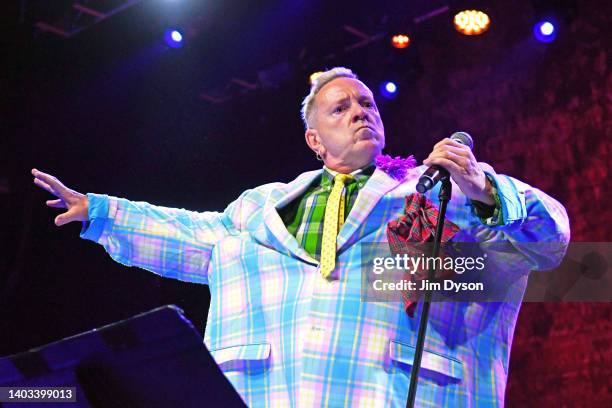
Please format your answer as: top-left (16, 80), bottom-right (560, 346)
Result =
top-left (320, 173), bottom-right (353, 279)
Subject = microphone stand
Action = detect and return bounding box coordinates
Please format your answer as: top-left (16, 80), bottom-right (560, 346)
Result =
top-left (405, 176), bottom-right (452, 408)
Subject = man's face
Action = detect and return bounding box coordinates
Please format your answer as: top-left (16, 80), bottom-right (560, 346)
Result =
top-left (306, 77), bottom-right (385, 172)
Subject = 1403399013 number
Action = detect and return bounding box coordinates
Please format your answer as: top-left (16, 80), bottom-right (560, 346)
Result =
top-left (0, 387), bottom-right (76, 402)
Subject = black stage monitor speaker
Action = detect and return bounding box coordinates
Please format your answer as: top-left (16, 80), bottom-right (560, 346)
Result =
top-left (0, 305), bottom-right (246, 408)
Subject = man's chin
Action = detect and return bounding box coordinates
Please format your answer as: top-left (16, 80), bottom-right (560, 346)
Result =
top-left (356, 129), bottom-right (378, 142)
top-left (354, 148), bottom-right (382, 167)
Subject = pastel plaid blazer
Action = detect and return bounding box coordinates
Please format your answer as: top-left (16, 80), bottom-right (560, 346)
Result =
top-left (82, 166), bottom-right (570, 407)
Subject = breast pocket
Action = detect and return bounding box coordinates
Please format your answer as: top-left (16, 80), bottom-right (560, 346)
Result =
top-left (389, 339), bottom-right (463, 386)
top-left (210, 343), bottom-right (271, 373)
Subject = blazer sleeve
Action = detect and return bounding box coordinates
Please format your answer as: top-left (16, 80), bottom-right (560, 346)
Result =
top-left (79, 191), bottom-right (250, 285)
top-left (466, 170), bottom-right (571, 272)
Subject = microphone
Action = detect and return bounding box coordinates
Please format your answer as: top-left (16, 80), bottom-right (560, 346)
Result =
top-left (416, 131), bottom-right (474, 194)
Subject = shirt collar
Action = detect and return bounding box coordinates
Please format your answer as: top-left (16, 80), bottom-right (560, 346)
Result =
top-left (320, 163), bottom-right (375, 189)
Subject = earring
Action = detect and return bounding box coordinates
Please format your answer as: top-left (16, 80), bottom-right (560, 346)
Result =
top-left (315, 151), bottom-right (323, 162)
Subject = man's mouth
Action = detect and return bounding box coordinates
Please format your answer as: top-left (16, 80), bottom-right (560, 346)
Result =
top-left (356, 126), bottom-right (377, 140)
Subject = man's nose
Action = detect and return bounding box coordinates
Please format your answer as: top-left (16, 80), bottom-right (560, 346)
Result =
top-left (351, 104), bottom-right (368, 122)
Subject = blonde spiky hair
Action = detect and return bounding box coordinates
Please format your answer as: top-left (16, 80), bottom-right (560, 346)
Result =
top-left (300, 67), bottom-right (358, 130)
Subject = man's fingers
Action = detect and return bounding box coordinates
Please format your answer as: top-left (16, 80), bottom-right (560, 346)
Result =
top-left (423, 157), bottom-right (463, 175)
top-left (425, 150), bottom-right (468, 169)
top-left (46, 199), bottom-right (66, 208)
top-left (432, 138), bottom-right (451, 150)
top-left (32, 169), bottom-right (67, 195)
top-left (431, 144), bottom-right (470, 157)
top-left (433, 138), bottom-right (470, 151)
top-left (34, 177), bottom-right (58, 196)
top-left (32, 169), bottom-right (87, 225)
top-left (54, 214), bottom-right (64, 227)
top-left (54, 213), bottom-right (71, 227)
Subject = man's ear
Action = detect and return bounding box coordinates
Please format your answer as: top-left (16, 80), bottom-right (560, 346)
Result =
top-left (305, 128), bottom-right (323, 155)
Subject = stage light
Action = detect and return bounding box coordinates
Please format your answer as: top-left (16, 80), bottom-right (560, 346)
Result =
top-left (540, 22), bottom-right (554, 35)
top-left (171, 30), bottom-right (182, 42)
top-left (380, 81), bottom-right (398, 99)
top-left (385, 82), bottom-right (397, 93)
top-left (309, 71), bottom-right (323, 85)
top-left (164, 29), bottom-right (184, 48)
top-left (453, 10), bottom-right (490, 36)
top-left (534, 20), bottom-right (556, 43)
top-left (391, 34), bottom-right (411, 49)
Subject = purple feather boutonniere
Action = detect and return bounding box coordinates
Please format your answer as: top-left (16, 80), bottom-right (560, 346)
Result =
top-left (375, 154), bottom-right (417, 180)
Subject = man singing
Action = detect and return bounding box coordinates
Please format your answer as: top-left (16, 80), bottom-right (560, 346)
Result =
top-left (32, 67), bottom-right (569, 407)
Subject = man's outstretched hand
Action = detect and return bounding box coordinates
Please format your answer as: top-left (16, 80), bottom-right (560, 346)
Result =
top-left (32, 169), bottom-right (89, 226)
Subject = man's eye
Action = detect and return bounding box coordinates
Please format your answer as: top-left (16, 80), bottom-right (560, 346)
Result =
top-left (363, 101), bottom-right (374, 108)
top-left (333, 106), bottom-right (345, 113)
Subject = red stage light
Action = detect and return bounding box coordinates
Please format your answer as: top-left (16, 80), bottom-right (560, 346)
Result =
top-left (391, 34), bottom-right (411, 49)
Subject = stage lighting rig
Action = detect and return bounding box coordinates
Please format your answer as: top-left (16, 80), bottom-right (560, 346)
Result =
top-left (34, 0), bottom-right (144, 39)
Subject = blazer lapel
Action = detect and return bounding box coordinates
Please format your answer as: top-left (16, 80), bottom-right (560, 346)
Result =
top-left (258, 170), bottom-right (322, 264)
top-left (253, 167), bottom-right (405, 263)
top-left (337, 167), bottom-right (403, 251)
